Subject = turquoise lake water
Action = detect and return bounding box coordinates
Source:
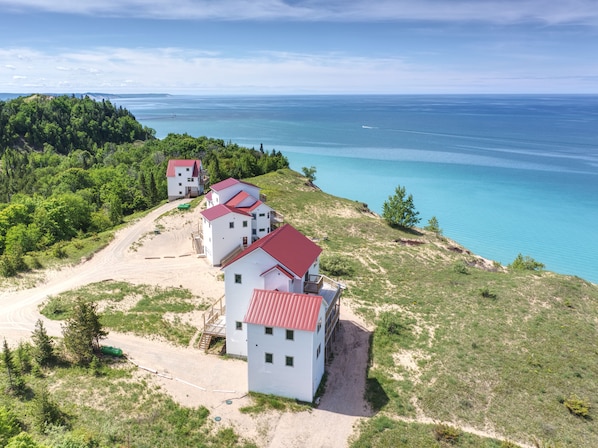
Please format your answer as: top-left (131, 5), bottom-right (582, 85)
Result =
top-left (110, 94), bottom-right (598, 283)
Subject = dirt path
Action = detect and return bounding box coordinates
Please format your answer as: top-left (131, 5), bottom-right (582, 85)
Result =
top-left (0, 200), bottom-right (373, 447)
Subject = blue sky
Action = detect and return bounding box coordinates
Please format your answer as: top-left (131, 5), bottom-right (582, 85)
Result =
top-left (1, 0), bottom-right (597, 94)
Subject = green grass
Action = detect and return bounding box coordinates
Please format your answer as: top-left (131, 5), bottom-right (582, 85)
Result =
top-left (350, 417), bottom-right (516, 448)
top-left (238, 392), bottom-right (312, 414)
top-left (40, 280), bottom-right (208, 346)
top-left (251, 169), bottom-right (598, 447)
top-left (0, 358), bottom-right (256, 448)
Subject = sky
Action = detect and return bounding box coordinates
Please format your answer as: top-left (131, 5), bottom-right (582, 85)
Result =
top-left (1, 0), bottom-right (597, 94)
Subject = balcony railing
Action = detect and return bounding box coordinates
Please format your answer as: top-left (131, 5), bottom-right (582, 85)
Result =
top-left (303, 274), bottom-right (324, 294)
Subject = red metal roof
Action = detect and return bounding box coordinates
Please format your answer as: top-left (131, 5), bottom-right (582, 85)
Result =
top-left (222, 224), bottom-right (322, 277)
top-left (166, 159), bottom-right (202, 177)
top-left (225, 191), bottom-right (256, 208)
top-left (209, 177), bottom-right (258, 192)
top-left (244, 289), bottom-right (324, 332)
top-left (200, 204), bottom-right (250, 221)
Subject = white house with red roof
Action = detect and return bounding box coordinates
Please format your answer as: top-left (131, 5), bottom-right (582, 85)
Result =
top-left (199, 178), bottom-right (280, 266)
top-left (205, 178), bottom-right (261, 208)
top-left (221, 224), bottom-right (323, 357)
top-left (166, 159), bottom-right (206, 201)
top-left (244, 289), bottom-right (327, 402)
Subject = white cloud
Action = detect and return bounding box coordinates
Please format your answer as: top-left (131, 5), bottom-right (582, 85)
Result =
top-left (0, 0), bottom-right (597, 25)
top-left (0, 45), bottom-right (594, 94)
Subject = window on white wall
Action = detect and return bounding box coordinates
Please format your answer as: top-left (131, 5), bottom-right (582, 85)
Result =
top-left (286, 329), bottom-right (294, 341)
top-left (229, 222), bottom-right (234, 229)
top-left (265, 327), bottom-right (273, 335)
top-left (235, 274), bottom-right (242, 284)
top-left (243, 221), bottom-right (248, 227)
top-left (316, 344), bottom-right (321, 358)
top-left (265, 353), bottom-right (273, 363)
top-left (235, 321), bottom-right (242, 330)
top-left (285, 356), bottom-right (294, 367)
top-left (317, 319), bottom-right (322, 333)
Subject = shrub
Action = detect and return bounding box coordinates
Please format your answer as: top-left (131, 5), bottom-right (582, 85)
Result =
top-left (479, 286), bottom-right (497, 299)
top-left (510, 253), bottom-right (544, 271)
top-left (453, 261), bottom-right (469, 274)
top-left (424, 216), bottom-right (442, 235)
top-left (434, 423), bottom-right (461, 444)
top-left (564, 394), bottom-right (591, 417)
top-left (320, 255), bottom-right (355, 278)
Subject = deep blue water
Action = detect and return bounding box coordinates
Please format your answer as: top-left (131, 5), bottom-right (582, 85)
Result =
top-left (109, 95), bottom-right (598, 283)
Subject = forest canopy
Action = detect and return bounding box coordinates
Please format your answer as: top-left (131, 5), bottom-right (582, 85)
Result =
top-left (0, 94), bottom-right (288, 273)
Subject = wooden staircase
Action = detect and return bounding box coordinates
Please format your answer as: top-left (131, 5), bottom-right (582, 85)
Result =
top-left (197, 297), bottom-right (226, 353)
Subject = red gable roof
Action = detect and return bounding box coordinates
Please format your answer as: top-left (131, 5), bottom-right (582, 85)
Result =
top-left (260, 264), bottom-right (294, 280)
top-left (244, 289), bottom-right (324, 332)
top-left (209, 177), bottom-right (258, 192)
top-left (225, 191), bottom-right (256, 208)
top-left (166, 159), bottom-right (202, 177)
top-left (200, 204), bottom-right (250, 221)
top-left (222, 224), bottom-right (322, 277)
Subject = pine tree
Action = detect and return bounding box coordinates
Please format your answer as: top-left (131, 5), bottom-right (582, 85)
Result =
top-left (62, 299), bottom-right (107, 365)
top-left (2, 339), bottom-right (23, 394)
top-left (31, 319), bottom-right (55, 367)
top-left (382, 185), bottom-right (420, 229)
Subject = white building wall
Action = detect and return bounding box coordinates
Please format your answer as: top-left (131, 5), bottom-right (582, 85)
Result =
top-left (167, 165), bottom-right (203, 200)
top-left (311, 304), bottom-right (327, 397)
top-left (223, 250), bottom-right (274, 357)
top-left (246, 304), bottom-right (326, 403)
top-left (263, 269), bottom-right (293, 292)
top-left (251, 203), bottom-right (274, 239)
top-left (204, 213), bottom-right (252, 266)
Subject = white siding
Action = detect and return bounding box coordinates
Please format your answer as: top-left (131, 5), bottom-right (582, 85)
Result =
top-left (251, 203), bottom-right (274, 239)
top-left (203, 213), bottom-right (252, 266)
top-left (246, 302), bottom-right (326, 402)
top-left (223, 249), bottom-right (273, 356)
top-left (167, 165), bottom-right (203, 201)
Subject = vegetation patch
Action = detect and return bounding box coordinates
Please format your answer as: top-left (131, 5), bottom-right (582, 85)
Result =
top-left (251, 169), bottom-right (598, 447)
top-left (239, 392), bottom-right (312, 414)
top-left (40, 280), bottom-right (207, 345)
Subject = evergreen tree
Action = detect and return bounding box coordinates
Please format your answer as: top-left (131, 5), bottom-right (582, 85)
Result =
top-left (2, 339), bottom-right (23, 393)
top-left (62, 299), bottom-right (107, 365)
top-left (31, 319), bottom-right (55, 367)
top-left (382, 185), bottom-right (420, 229)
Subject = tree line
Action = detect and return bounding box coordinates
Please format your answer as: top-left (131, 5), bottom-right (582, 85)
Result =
top-left (0, 95), bottom-right (288, 276)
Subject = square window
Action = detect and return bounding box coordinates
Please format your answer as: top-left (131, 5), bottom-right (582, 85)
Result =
top-left (235, 274), bottom-right (242, 284)
top-left (286, 329), bottom-right (294, 341)
top-left (235, 321), bottom-right (242, 330)
top-left (285, 356), bottom-right (294, 367)
top-left (265, 353), bottom-right (273, 363)
top-left (178, 182), bottom-right (182, 186)
top-left (229, 222), bottom-right (234, 229)
top-left (265, 327), bottom-right (273, 335)
top-left (186, 167), bottom-right (190, 171)
top-left (243, 221), bottom-right (248, 227)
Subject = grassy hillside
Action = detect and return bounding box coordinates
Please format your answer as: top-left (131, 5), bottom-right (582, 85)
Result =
top-left (252, 169), bottom-right (598, 447)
